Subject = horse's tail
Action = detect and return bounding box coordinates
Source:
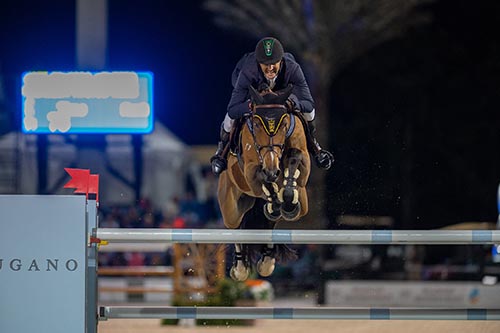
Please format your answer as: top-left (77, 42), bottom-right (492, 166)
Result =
top-left (244, 243), bottom-right (297, 264)
top-left (274, 244), bottom-right (298, 263)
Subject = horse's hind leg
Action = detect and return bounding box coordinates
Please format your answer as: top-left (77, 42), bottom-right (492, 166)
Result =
top-left (229, 243), bottom-right (250, 281)
top-left (240, 200), bottom-right (277, 277)
top-left (219, 172), bottom-right (255, 229)
top-left (256, 244), bottom-right (276, 277)
top-left (279, 148), bottom-right (303, 221)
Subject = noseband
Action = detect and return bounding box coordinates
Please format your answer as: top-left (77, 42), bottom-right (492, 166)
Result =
top-left (246, 104), bottom-right (296, 166)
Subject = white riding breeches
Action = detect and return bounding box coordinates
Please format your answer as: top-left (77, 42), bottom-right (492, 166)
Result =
top-left (223, 113), bottom-right (234, 133)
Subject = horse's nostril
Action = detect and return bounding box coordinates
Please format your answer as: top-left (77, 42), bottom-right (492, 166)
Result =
top-left (263, 169), bottom-right (279, 183)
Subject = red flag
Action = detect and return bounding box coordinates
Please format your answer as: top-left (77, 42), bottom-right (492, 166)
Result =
top-left (64, 168), bottom-right (100, 202)
top-left (88, 174), bottom-right (99, 202)
top-left (64, 168), bottom-right (90, 194)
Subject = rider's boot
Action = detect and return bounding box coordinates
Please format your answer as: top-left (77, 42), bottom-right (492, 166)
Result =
top-left (307, 120), bottom-right (334, 170)
top-left (210, 124), bottom-right (230, 175)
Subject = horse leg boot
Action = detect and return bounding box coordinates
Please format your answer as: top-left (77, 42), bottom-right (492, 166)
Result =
top-left (257, 244), bottom-right (276, 277)
top-left (230, 243), bottom-right (250, 281)
top-left (261, 183), bottom-right (282, 221)
top-left (279, 150), bottom-right (302, 221)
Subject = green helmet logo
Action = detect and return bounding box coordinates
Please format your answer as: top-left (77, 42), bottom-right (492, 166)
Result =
top-left (263, 39), bottom-right (275, 57)
top-left (256, 37), bottom-right (284, 64)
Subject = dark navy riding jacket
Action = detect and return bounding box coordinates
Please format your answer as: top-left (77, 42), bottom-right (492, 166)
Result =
top-left (227, 52), bottom-right (315, 120)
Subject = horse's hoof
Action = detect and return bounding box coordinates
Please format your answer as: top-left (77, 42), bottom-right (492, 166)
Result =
top-left (263, 203), bottom-right (281, 221)
top-left (230, 265), bottom-right (250, 281)
top-left (257, 256), bottom-right (276, 277)
top-left (281, 202), bottom-right (301, 221)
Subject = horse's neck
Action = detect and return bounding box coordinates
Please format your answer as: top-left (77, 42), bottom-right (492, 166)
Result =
top-left (239, 126), bottom-right (259, 163)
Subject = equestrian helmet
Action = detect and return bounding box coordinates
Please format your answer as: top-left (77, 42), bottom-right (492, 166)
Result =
top-left (255, 37), bottom-right (284, 64)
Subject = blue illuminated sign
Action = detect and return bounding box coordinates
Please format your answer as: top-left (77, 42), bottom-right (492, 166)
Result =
top-left (21, 71), bottom-right (154, 134)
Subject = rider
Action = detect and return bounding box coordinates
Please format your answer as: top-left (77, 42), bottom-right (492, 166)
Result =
top-left (210, 37), bottom-right (334, 175)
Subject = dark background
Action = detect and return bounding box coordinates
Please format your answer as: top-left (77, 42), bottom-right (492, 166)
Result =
top-left (327, 0), bottom-right (500, 228)
top-left (1, 0), bottom-right (500, 229)
top-left (0, 0), bottom-right (254, 144)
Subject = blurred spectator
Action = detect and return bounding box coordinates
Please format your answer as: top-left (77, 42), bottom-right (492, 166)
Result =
top-left (172, 216), bottom-right (186, 228)
top-left (108, 253), bottom-right (128, 266)
top-left (142, 213), bottom-right (156, 228)
top-left (100, 212), bottom-right (120, 228)
top-left (199, 167), bottom-right (221, 225)
top-left (125, 206), bottom-right (142, 228)
top-left (125, 252), bottom-right (146, 266)
top-left (162, 196), bottom-right (180, 222)
top-left (178, 192), bottom-right (204, 227)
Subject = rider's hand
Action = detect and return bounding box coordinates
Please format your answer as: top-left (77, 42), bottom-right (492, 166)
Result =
top-left (286, 94), bottom-right (300, 112)
top-left (258, 83), bottom-right (270, 92)
top-left (315, 150), bottom-right (334, 170)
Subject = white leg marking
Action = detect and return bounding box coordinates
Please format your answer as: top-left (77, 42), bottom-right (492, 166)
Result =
top-left (262, 184), bottom-right (271, 197)
top-left (292, 189), bottom-right (299, 204)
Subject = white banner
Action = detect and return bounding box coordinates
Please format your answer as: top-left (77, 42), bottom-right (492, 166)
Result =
top-left (0, 195), bottom-right (87, 333)
top-left (325, 280), bottom-right (500, 307)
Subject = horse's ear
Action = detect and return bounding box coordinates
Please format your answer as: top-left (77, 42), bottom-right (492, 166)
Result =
top-left (283, 83), bottom-right (293, 96)
top-left (281, 84), bottom-right (294, 98)
top-left (275, 84), bottom-right (293, 104)
top-left (249, 85), bottom-right (264, 104)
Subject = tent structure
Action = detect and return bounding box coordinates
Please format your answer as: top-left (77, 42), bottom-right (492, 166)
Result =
top-left (0, 121), bottom-right (193, 209)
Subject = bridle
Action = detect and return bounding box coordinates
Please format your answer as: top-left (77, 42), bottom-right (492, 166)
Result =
top-left (246, 104), bottom-right (296, 166)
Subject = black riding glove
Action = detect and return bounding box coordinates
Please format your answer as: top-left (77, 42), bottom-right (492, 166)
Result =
top-left (286, 93), bottom-right (300, 112)
top-left (315, 150), bottom-right (334, 170)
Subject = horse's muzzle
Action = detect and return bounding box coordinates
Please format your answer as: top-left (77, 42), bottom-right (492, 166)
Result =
top-left (262, 168), bottom-right (280, 183)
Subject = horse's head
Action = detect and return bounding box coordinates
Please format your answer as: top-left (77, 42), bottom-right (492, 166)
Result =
top-left (247, 84), bottom-right (294, 183)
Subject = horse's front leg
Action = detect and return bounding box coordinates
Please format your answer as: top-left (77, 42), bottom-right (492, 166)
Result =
top-left (278, 148), bottom-right (303, 221)
top-left (261, 182), bottom-right (282, 221)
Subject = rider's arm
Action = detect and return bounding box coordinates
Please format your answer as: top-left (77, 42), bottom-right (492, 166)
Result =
top-left (227, 71), bottom-right (252, 119)
top-left (289, 65), bottom-right (315, 114)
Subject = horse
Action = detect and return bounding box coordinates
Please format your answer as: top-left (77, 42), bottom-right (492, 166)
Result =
top-left (217, 84), bottom-right (311, 281)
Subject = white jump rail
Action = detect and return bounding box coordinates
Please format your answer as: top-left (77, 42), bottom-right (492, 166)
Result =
top-left (100, 306), bottom-right (500, 321)
top-left (96, 228), bottom-right (500, 245)
top-left (96, 227), bottom-right (500, 323)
